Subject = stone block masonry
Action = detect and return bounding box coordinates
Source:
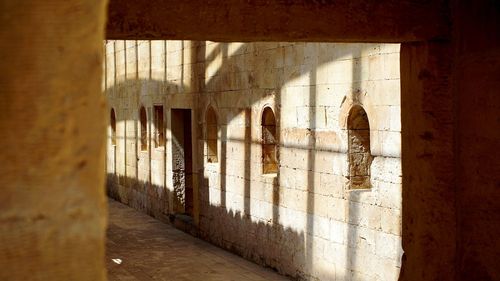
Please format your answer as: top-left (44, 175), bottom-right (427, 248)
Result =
top-left (104, 40), bottom-right (402, 281)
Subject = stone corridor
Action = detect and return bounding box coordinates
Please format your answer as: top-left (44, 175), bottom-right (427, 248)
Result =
top-left (106, 199), bottom-right (290, 281)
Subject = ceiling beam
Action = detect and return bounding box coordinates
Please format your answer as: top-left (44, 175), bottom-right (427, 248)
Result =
top-left (106, 0), bottom-right (450, 43)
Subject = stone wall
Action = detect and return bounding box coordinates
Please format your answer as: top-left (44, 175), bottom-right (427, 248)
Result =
top-left (104, 40), bottom-right (402, 281)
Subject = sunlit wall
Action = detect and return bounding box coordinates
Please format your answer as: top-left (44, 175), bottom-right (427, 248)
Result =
top-left (104, 40), bottom-right (402, 281)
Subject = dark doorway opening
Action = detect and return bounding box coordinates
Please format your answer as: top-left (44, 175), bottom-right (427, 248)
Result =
top-left (171, 109), bottom-right (194, 217)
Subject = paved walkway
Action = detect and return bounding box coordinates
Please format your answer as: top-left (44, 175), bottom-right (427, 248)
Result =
top-left (106, 199), bottom-right (290, 281)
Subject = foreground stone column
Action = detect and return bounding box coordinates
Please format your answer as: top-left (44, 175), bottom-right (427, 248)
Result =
top-left (0, 1), bottom-right (108, 280)
top-left (399, 41), bottom-right (456, 281)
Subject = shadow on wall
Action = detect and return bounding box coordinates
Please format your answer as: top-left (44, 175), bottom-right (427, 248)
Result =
top-left (104, 40), bottom-right (401, 281)
top-left (107, 173), bottom-right (309, 280)
top-left (198, 177), bottom-right (310, 280)
top-left (107, 173), bottom-right (171, 223)
top-left (105, 77), bottom-right (186, 223)
top-left (196, 41), bottom-right (366, 280)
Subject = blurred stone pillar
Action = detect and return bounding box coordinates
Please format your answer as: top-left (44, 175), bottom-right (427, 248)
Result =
top-left (399, 41), bottom-right (456, 281)
top-left (0, 1), bottom-right (108, 280)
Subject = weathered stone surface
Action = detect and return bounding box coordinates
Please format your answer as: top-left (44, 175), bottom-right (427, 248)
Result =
top-left (453, 2), bottom-right (500, 280)
top-left (1, 1), bottom-right (498, 281)
top-left (105, 40), bottom-right (402, 280)
top-left (0, 1), bottom-right (108, 280)
top-left (107, 199), bottom-right (289, 281)
top-left (106, 0), bottom-right (450, 42)
top-left (400, 41), bottom-right (456, 281)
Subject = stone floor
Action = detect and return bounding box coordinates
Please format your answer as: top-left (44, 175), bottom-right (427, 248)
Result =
top-left (106, 199), bottom-right (290, 281)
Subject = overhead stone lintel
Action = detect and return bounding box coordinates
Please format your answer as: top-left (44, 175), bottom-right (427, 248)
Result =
top-left (106, 0), bottom-right (450, 42)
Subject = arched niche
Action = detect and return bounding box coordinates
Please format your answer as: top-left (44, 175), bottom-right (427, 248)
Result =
top-left (206, 107), bottom-right (218, 163)
top-left (139, 106), bottom-right (147, 151)
top-left (110, 108), bottom-right (116, 145)
top-left (347, 105), bottom-right (372, 189)
top-left (261, 107), bottom-right (278, 174)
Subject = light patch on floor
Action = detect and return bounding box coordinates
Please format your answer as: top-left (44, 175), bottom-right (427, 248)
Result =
top-left (106, 199), bottom-right (290, 281)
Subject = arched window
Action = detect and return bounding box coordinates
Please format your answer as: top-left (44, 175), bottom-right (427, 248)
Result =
top-left (206, 107), bottom-right (218, 163)
top-left (154, 105), bottom-right (165, 147)
top-left (140, 106), bottom-right (147, 151)
top-left (110, 108), bottom-right (116, 145)
top-left (347, 105), bottom-right (372, 189)
top-left (262, 107), bottom-right (278, 174)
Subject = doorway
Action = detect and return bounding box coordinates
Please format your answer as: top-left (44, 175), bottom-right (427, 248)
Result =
top-left (171, 109), bottom-right (194, 216)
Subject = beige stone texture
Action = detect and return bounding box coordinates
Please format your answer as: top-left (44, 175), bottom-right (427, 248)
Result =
top-left (0, 1), bottom-right (108, 280)
top-left (107, 199), bottom-right (289, 281)
top-left (105, 40), bottom-right (402, 280)
top-left (1, 1), bottom-right (498, 281)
